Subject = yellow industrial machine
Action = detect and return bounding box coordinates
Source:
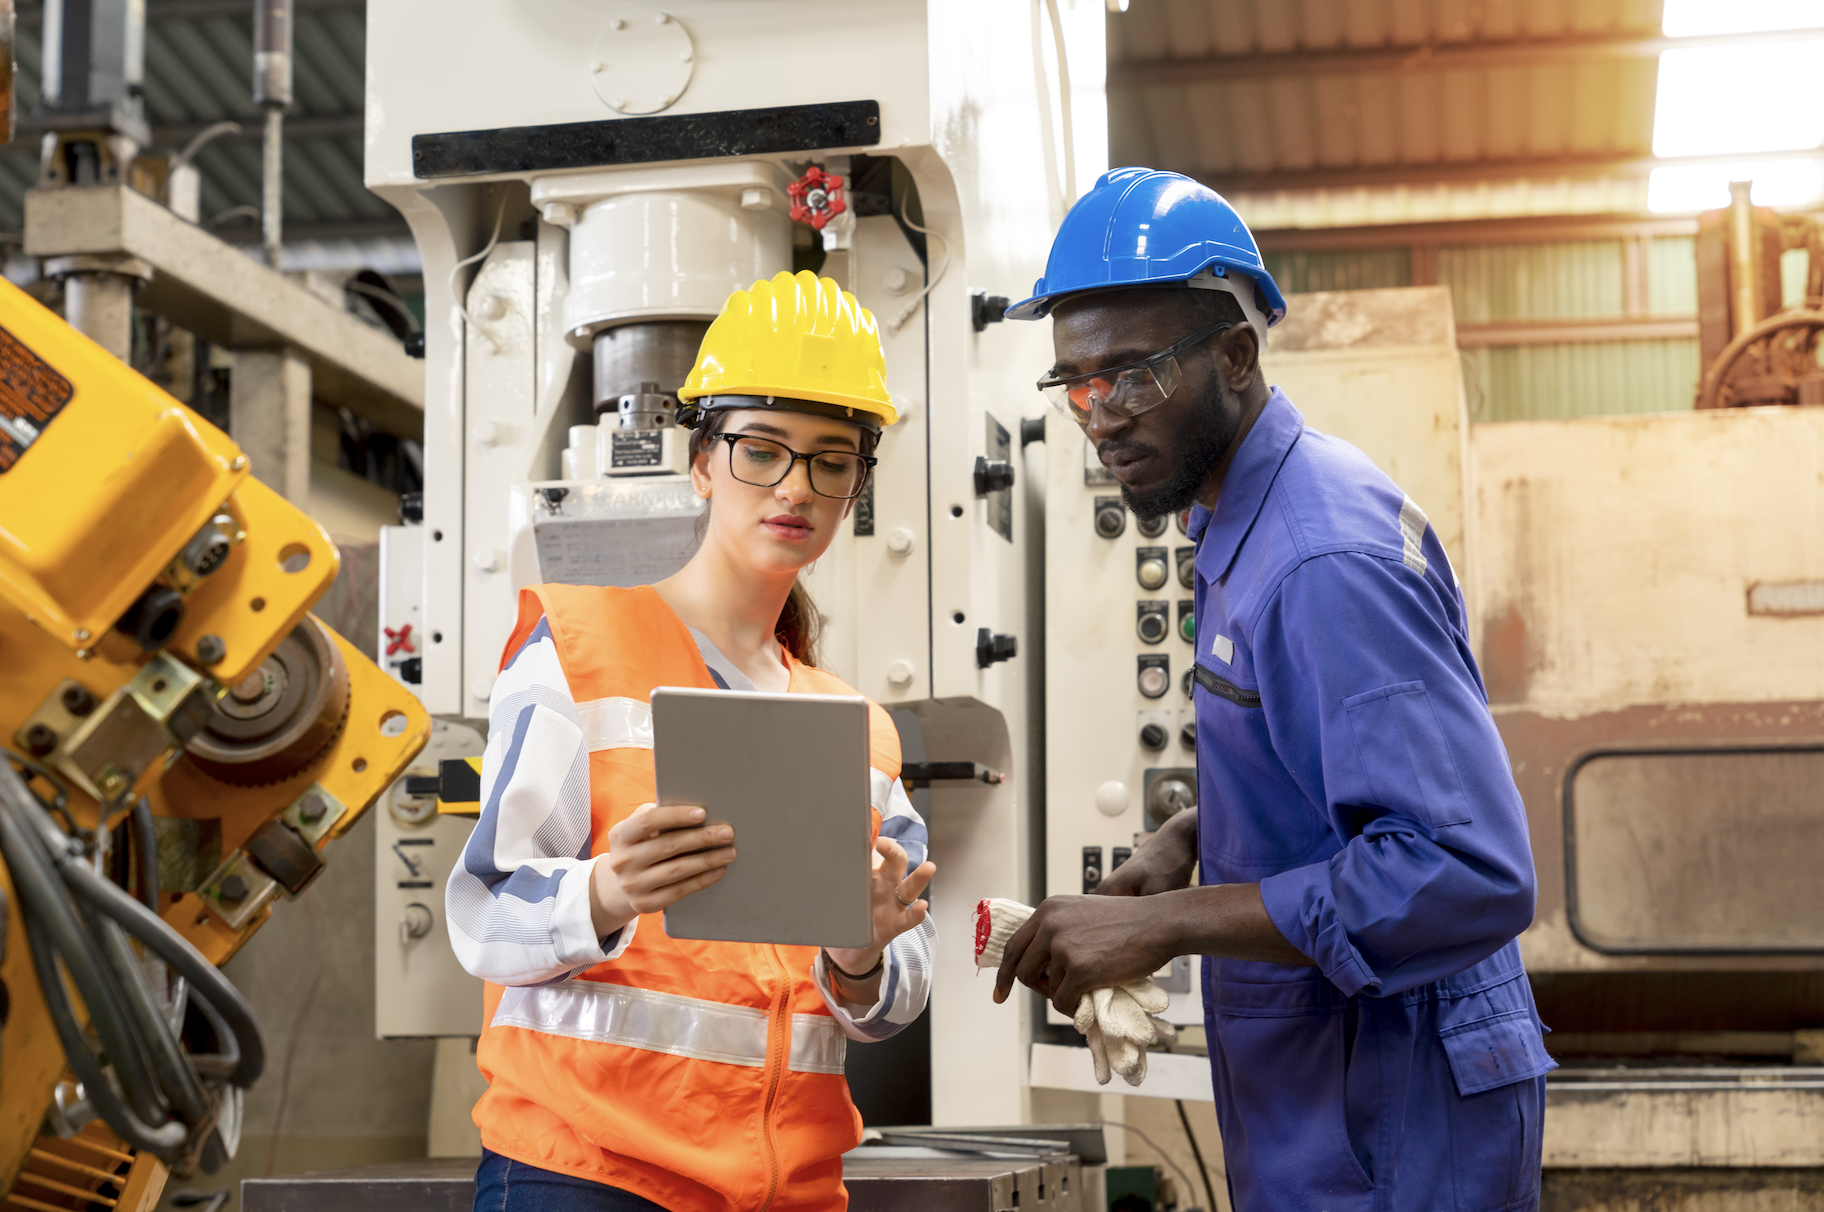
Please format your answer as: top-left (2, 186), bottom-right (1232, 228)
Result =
top-left (0, 275), bottom-right (429, 1208)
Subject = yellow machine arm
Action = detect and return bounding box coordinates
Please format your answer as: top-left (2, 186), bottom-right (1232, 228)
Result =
top-left (0, 276), bottom-right (429, 1204)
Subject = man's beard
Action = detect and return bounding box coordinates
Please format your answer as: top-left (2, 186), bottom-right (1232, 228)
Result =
top-left (1100, 386), bottom-right (1234, 522)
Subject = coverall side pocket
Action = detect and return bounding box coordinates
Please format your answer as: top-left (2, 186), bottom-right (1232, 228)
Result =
top-left (1342, 681), bottom-right (1473, 827)
top-left (1439, 1013), bottom-right (1551, 1212)
top-left (1439, 1011), bottom-right (1555, 1096)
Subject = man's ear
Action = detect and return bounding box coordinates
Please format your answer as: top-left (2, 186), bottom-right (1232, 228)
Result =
top-left (1216, 323), bottom-right (1262, 394)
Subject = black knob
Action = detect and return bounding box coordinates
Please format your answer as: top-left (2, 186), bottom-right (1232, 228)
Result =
top-left (1139, 723), bottom-right (1167, 750)
top-left (23, 724), bottom-right (56, 758)
top-left (1020, 417), bottom-right (1047, 447)
top-left (219, 874), bottom-right (249, 904)
top-left (399, 657), bottom-right (423, 685)
top-left (403, 332), bottom-right (426, 358)
top-left (399, 492), bottom-right (424, 523)
top-left (974, 457), bottom-right (1016, 496)
top-left (1180, 722), bottom-right (1197, 748)
top-left (60, 685), bottom-right (96, 717)
top-left (1137, 515), bottom-right (1167, 538)
top-left (976, 629), bottom-right (1018, 668)
top-left (1094, 502), bottom-right (1126, 539)
top-left (1177, 551), bottom-right (1196, 589)
top-left (971, 292), bottom-right (1010, 332)
top-left (115, 585), bottom-right (185, 652)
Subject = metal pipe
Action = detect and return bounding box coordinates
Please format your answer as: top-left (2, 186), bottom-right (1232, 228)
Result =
top-left (253, 0), bottom-right (292, 267)
top-left (1728, 179), bottom-right (1759, 340)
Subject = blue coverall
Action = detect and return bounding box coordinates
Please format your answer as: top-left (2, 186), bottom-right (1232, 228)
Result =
top-left (1186, 389), bottom-right (1554, 1212)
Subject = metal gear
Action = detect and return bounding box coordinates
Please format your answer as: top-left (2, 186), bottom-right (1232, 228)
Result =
top-left (1696, 310), bottom-right (1824, 410)
top-left (183, 618), bottom-right (350, 786)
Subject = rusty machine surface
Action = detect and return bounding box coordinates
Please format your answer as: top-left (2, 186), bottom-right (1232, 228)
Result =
top-left (1694, 181), bottom-right (1824, 409)
top-left (0, 274), bottom-right (428, 1208)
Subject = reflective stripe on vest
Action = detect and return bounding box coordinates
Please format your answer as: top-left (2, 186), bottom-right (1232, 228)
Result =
top-left (580, 695), bottom-right (897, 817)
top-left (492, 978), bottom-right (848, 1075)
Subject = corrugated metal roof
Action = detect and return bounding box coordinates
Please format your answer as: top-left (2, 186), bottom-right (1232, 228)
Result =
top-left (1109, 0), bottom-right (1668, 227)
top-left (0, 1), bottom-right (391, 245)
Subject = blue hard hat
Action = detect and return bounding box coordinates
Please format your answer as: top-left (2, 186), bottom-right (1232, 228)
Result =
top-left (1005, 167), bottom-right (1287, 329)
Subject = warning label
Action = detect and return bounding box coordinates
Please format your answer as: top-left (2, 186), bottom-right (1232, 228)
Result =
top-left (611, 431), bottom-right (664, 469)
top-left (0, 324), bottom-right (75, 473)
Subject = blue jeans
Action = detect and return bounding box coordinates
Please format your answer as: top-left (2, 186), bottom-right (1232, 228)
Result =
top-left (474, 1149), bottom-right (669, 1212)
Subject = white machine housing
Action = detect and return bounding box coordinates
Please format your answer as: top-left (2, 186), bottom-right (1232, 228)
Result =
top-left (365, 0), bottom-right (1107, 1124)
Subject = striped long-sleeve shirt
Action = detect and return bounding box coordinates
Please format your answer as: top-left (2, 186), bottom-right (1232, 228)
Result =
top-left (446, 615), bottom-right (935, 1041)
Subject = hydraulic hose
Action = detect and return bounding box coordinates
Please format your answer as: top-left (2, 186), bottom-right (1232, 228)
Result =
top-left (132, 795), bottom-right (159, 911)
top-left (0, 755), bottom-right (268, 1168)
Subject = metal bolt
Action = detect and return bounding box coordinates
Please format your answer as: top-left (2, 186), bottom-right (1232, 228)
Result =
top-left (75, 649), bottom-right (92, 661)
top-left (100, 772), bottom-right (127, 798)
top-left (194, 634), bottom-right (226, 665)
top-left (297, 792), bottom-right (328, 824)
top-left (24, 724), bottom-right (57, 757)
top-left (230, 456), bottom-right (247, 471)
top-left (73, 629), bottom-right (90, 642)
top-left (60, 685), bottom-right (96, 717)
top-left (219, 874), bottom-right (249, 904)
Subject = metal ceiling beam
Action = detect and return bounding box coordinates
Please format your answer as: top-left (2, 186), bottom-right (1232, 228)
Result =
top-left (1196, 148), bottom-right (1824, 195)
top-left (1255, 212), bottom-right (1701, 250)
top-left (15, 112), bottom-right (364, 144)
top-left (1109, 26), bottom-right (1824, 87)
top-left (14, 0), bottom-right (362, 25)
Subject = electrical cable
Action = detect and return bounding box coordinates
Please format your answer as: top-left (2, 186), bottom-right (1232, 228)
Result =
top-left (1175, 1099), bottom-right (1221, 1212)
top-left (263, 885), bottom-right (323, 1176)
top-left (1041, 0), bottom-right (1076, 206)
top-left (1100, 1119), bottom-right (1202, 1211)
top-left (450, 196), bottom-right (507, 354)
top-left (0, 754), bottom-right (265, 1171)
top-left (172, 122), bottom-right (243, 173)
top-left (884, 197), bottom-right (950, 336)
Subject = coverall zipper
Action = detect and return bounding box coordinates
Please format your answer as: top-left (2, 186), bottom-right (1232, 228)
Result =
top-left (1193, 662), bottom-right (1262, 707)
top-left (757, 944), bottom-right (791, 1212)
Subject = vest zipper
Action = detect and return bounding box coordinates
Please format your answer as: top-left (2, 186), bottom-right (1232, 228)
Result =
top-left (757, 944), bottom-right (791, 1212)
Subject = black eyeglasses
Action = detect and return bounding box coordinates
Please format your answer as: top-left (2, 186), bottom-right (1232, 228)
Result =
top-left (1036, 320), bottom-right (1231, 424)
top-left (716, 434), bottom-right (878, 500)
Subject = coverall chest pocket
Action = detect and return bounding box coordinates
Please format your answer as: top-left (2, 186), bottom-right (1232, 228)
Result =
top-left (1342, 681), bottom-right (1472, 828)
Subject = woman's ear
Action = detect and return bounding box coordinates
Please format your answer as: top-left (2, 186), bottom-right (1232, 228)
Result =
top-left (689, 441), bottom-right (714, 498)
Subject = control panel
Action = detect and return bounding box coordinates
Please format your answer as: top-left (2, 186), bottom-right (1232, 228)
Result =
top-left (1045, 416), bottom-right (1204, 1026)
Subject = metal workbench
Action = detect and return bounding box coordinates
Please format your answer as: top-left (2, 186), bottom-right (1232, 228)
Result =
top-left (241, 1144), bottom-right (1085, 1212)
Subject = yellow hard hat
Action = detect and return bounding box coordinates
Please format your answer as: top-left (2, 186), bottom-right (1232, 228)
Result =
top-left (678, 270), bottom-right (898, 430)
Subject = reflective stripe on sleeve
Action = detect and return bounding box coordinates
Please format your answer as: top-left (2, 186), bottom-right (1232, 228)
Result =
top-left (492, 978), bottom-right (847, 1074)
top-left (576, 697), bottom-right (654, 751)
top-left (869, 768), bottom-right (893, 814)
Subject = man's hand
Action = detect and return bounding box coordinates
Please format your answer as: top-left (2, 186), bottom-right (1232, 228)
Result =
top-left (590, 803), bottom-right (736, 938)
top-left (825, 838), bottom-right (936, 1001)
top-left (1096, 809), bottom-right (1198, 897)
top-left (990, 894), bottom-right (1181, 1016)
top-left (990, 883), bottom-right (1314, 1015)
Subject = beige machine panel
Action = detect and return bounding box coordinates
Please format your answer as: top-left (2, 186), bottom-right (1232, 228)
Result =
top-left (375, 719), bottom-right (486, 1038)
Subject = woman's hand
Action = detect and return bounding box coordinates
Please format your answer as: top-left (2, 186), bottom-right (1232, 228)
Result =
top-left (589, 803), bottom-right (737, 940)
top-left (823, 837), bottom-right (936, 1002)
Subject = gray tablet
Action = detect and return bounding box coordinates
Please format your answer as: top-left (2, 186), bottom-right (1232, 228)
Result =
top-left (652, 685), bottom-right (873, 948)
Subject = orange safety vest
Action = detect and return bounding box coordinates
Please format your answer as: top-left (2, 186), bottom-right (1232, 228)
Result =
top-left (473, 584), bottom-right (899, 1212)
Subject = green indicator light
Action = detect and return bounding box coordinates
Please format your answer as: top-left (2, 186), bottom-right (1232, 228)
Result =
top-left (1179, 613), bottom-right (1195, 642)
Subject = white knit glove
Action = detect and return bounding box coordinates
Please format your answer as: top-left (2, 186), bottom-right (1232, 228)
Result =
top-left (974, 898), bottom-right (1177, 1087)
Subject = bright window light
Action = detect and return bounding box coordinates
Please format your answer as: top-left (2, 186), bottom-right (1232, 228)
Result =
top-left (1647, 159), bottom-right (1824, 213)
top-left (1652, 42), bottom-right (1824, 157)
top-left (1663, 0), bottom-right (1824, 36)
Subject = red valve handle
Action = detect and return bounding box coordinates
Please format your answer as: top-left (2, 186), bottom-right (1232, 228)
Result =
top-left (787, 166), bottom-right (847, 231)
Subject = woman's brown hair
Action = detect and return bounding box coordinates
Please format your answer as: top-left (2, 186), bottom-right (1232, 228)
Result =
top-left (686, 410), bottom-right (879, 668)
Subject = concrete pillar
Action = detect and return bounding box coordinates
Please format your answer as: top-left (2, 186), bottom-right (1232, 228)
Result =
top-left (61, 272), bottom-right (136, 362)
top-left (231, 348), bottom-right (312, 504)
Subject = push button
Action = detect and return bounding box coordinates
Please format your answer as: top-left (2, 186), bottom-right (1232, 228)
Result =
top-left (1094, 495), bottom-right (1126, 539)
top-left (1137, 600), bottom-right (1169, 645)
top-left (1136, 546), bottom-right (1168, 590)
top-left (1138, 655), bottom-right (1170, 699)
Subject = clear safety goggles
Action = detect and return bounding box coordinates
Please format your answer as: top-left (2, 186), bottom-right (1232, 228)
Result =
top-left (1036, 320), bottom-right (1231, 425)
